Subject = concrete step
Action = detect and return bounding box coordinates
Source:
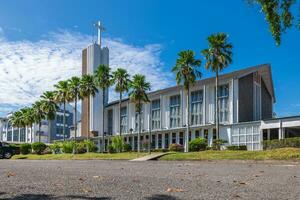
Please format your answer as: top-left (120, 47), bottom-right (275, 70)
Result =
top-left (130, 152), bottom-right (169, 161)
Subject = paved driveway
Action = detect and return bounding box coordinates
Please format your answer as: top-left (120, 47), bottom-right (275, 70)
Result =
top-left (0, 160), bottom-right (299, 200)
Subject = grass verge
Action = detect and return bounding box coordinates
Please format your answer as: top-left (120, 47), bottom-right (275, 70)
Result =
top-left (160, 148), bottom-right (300, 161)
top-left (12, 152), bottom-right (148, 160)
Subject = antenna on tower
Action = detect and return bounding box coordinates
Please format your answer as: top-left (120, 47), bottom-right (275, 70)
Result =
top-left (93, 21), bottom-right (105, 47)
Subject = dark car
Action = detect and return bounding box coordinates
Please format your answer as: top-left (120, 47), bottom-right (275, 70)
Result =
top-left (0, 142), bottom-right (20, 159)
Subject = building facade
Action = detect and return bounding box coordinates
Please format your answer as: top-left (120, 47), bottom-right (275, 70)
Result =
top-left (0, 104), bottom-right (74, 143)
top-left (85, 63), bottom-right (296, 151)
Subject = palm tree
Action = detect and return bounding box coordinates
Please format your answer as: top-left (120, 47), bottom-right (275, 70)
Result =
top-left (54, 80), bottom-right (71, 141)
top-left (41, 91), bottom-right (59, 142)
top-left (94, 64), bottom-right (112, 152)
top-left (112, 68), bottom-right (131, 136)
top-left (21, 107), bottom-right (35, 143)
top-left (9, 111), bottom-right (24, 141)
top-left (68, 76), bottom-right (82, 145)
top-left (172, 50), bottom-right (201, 152)
top-left (201, 33), bottom-right (233, 140)
top-left (80, 74), bottom-right (98, 139)
top-left (129, 74), bottom-right (151, 153)
top-left (32, 101), bottom-right (46, 142)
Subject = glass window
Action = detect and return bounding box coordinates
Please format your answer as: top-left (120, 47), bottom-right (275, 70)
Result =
top-left (164, 133), bottom-right (169, 149)
top-left (191, 90), bottom-right (203, 125)
top-left (172, 132), bottom-right (176, 144)
top-left (195, 130), bottom-right (200, 138)
top-left (13, 129), bottom-right (19, 142)
top-left (151, 99), bottom-right (161, 130)
top-left (107, 109), bottom-right (113, 135)
top-left (158, 134), bottom-right (162, 148)
top-left (20, 128), bottom-right (26, 142)
top-left (218, 84), bottom-right (229, 123)
top-left (151, 134), bottom-right (156, 148)
top-left (179, 132), bottom-right (184, 145)
top-left (120, 107), bottom-right (127, 133)
top-left (170, 95), bottom-right (181, 128)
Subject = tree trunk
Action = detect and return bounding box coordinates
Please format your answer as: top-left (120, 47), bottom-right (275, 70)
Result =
top-left (63, 101), bottom-right (66, 141)
top-left (119, 92), bottom-right (122, 136)
top-left (148, 103), bottom-right (151, 154)
top-left (87, 96), bottom-right (90, 139)
top-left (215, 70), bottom-right (219, 140)
top-left (138, 100), bottom-right (141, 153)
top-left (38, 122), bottom-right (41, 142)
top-left (73, 97), bottom-right (77, 154)
top-left (185, 87), bottom-right (190, 153)
top-left (102, 89), bottom-right (105, 153)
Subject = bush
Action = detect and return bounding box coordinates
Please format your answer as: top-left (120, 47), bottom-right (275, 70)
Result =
top-left (189, 138), bottom-right (207, 151)
top-left (263, 137), bottom-right (300, 150)
top-left (76, 142), bottom-right (86, 154)
top-left (31, 142), bottom-right (47, 155)
top-left (50, 142), bottom-right (62, 154)
top-left (169, 143), bottom-right (184, 152)
top-left (111, 136), bottom-right (124, 152)
top-left (20, 143), bottom-right (31, 155)
top-left (43, 146), bottom-right (52, 154)
top-left (212, 139), bottom-right (227, 150)
top-left (142, 139), bottom-right (150, 151)
top-left (84, 139), bottom-right (97, 152)
top-left (227, 145), bottom-right (247, 150)
top-left (107, 145), bottom-right (115, 153)
top-left (61, 141), bottom-right (75, 154)
top-left (123, 143), bottom-right (132, 152)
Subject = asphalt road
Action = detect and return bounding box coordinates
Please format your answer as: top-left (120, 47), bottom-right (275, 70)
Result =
top-left (0, 160), bottom-right (299, 200)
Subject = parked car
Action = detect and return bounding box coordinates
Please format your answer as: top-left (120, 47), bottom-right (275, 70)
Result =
top-left (0, 142), bottom-right (20, 159)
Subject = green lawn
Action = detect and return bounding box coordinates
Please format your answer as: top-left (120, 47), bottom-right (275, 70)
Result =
top-left (160, 148), bottom-right (300, 161)
top-left (12, 152), bottom-right (148, 160)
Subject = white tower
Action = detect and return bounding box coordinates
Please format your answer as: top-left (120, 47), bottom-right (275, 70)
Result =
top-left (81, 21), bottom-right (109, 137)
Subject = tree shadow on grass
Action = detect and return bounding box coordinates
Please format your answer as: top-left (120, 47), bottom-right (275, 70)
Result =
top-left (0, 194), bottom-right (111, 200)
top-left (144, 194), bottom-right (180, 200)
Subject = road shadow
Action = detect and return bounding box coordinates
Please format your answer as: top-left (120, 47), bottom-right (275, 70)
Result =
top-left (144, 194), bottom-right (180, 200)
top-left (0, 194), bottom-right (111, 200)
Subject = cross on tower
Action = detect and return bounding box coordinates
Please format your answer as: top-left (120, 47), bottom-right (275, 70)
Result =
top-left (94, 21), bottom-right (105, 47)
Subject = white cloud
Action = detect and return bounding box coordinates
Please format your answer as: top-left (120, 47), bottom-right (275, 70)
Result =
top-left (0, 30), bottom-right (173, 116)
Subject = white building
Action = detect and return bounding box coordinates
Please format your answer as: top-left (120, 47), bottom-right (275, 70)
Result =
top-left (80, 22), bottom-right (300, 151)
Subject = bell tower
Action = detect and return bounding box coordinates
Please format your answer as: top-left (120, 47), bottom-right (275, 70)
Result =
top-left (81, 21), bottom-right (109, 137)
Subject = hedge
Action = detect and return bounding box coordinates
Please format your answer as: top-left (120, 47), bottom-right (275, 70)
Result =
top-left (31, 142), bottom-right (47, 155)
top-left (227, 145), bottom-right (247, 150)
top-left (20, 143), bottom-right (32, 155)
top-left (169, 143), bottom-right (184, 152)
top-left (189, 138), bottom-right (207, 151)
top-left (263, 137), bottom-right (300, 150)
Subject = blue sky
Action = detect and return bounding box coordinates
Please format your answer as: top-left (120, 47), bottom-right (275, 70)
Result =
top-left (0, 0), bottom-right (299, 117)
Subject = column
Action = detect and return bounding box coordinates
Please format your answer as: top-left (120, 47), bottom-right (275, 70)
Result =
top-left (267, 129), bottom-right (270, 140)
top-left (155, 133), bottom-right (158, 149)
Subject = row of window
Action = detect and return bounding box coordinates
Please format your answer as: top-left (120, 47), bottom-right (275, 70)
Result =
top-left (109, 85), bottom-right (229, 134)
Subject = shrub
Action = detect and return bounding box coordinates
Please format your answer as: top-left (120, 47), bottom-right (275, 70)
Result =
top-left (76, 142), bottom-right (86, 154)
top-left (43, 146), bottom-right (52, 154)
top-left (263, 137), bottom-right (300, 150)
top-left (111, 136), bottom-right (124, 152)
top-left (123, 143), bottom-right (132, 152)
top-left (84, 139), bottom-right (97, 152)
top-left (169, 143), bottom-right (184, 152)
top-left (61, 141), bottom-right (75, 154)
top-left (20, 143), bottom-right (31, 155)
top-left (107, 145), bottom-right (115, 153)
top-left (212, 139), bottom-right (227, 150)
top-left (50, 142), bottom-right (62, 154)
top-left (31, 142), bottom-right (47, 155)
top-left (227, 145), bottom-right (247, 150)
top-left (189, 138), bottom-right (207, 151)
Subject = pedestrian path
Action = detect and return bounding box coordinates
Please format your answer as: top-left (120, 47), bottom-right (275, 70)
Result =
top-left (130, 152), bottom-right (169, 161)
